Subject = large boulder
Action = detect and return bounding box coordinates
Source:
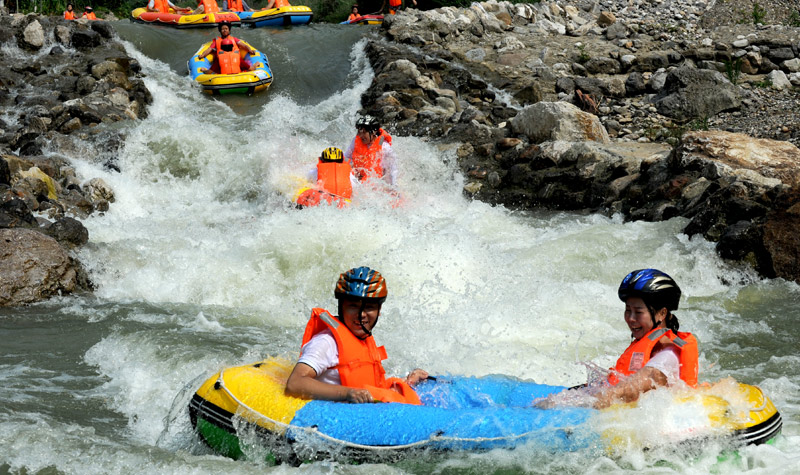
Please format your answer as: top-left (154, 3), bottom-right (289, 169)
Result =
top-left (652, 66), bottom-right (743, 121)
top-left (511, 102), bottom-right (610, 144)
top-left (0, 228), bottom-right (81, 306)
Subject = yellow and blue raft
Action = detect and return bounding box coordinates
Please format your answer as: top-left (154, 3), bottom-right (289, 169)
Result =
top-left (187, 40), bottom-right (273, 96)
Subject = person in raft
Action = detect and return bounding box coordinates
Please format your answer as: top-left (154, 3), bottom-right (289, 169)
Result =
top-left (82, 6), bottom-right (97, 19)
top-left (146, 0), bottom-right (191, 13)
top-left (264, 0), bottom-right (291, 9)
top-left (64, 3), bottom-right (76, 19)
top-left (535, 269), bottom-right (698, 409)
top-left (198, 22), bottom-right (256, 75)
top-left (192, 0), bottom-right (221, 14)
top-left (344, 115), bottom-right (398, 186)
top-left (301, 146), bottom-right (356, 204)
top-left (285, 267), bottom-right (428, 404)
top-left (347, 5), bottom-right (360, 22)
top-left (223, 0), bottom-right (254, 12)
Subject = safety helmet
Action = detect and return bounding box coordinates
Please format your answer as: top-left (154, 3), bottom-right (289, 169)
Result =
top-left (355, 115), bottom-right (380, 133)
top-left (321, 147), bottom-right (344, 163)
top-left (618, 269), bottom-right (681, 311)
top-left (85, 6), bottom-right (92, 10)
top-left (335, 267), bottom-right (387, 303)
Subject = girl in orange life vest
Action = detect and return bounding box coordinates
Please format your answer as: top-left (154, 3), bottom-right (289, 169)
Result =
top-left (347, 5), bottom-right (359, 22)
top-left (64, 3), bottom-right (76, 19)
top-left (285, 267), bottom-right (429, 404)
top-left (535, 269), bottom-right (698, 410)
top-left (197, 22), bottom-right (256, 74)
top-left (344, 115), bottom-right (398, 185)
top-left (192, 0), bottom-right (221, 14)
top-left (82, 6), bottom-right (97, 20)
top-left (223, 0), bottom-right (254, 12)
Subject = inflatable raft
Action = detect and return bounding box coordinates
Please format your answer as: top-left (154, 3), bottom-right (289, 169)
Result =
top-left (340, 14), bottom-right (383, 25)
top-left (293, 186), bottom-right (350, 209)
top-left (237, 6), bottom-right (313, 27)
top-left (130, 7), bottom-right (240, 28)
top-left (188, 40), bottom-right (273, 95)
top-left (187, 358), bottom-right (783, 462)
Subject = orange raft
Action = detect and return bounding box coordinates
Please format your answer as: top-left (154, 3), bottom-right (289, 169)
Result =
top-left (130, 7), bottom-right (240, 28)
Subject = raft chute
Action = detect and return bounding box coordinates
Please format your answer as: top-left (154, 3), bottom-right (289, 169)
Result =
top-left (187, 358), bottom-right (783, 462)
top-left (188, 40), bottom-right (273, 95)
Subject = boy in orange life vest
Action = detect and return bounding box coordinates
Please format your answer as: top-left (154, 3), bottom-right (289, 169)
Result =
top-left (285, 267), bottom-right (429, 404)
top-left (82, 6), bottom-right (97, 20)
top-left (306, 147), bottom-right (355, 200)
top-left (344, 115), bottom-right (398, 185)
top-left (197, 22), bottom-right (256, 74)
top-left (535, 269), bottom-right (698, 410)
top-left (64, 3), bottom-right (76, 19)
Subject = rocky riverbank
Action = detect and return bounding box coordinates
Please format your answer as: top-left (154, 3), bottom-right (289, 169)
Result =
top-left (0, 10), bottom-right (151, 306)
top-left (359, 0), bottom-right (800, 282)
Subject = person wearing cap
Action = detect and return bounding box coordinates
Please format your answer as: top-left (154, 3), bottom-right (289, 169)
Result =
top-left (285, 267), bottom-right (428, 404)
top-left (197, 22), bottom-right (256, 74)
top-left (534, 269), bottom-right (699, 410)
top-left (82, 6), bottom-right (97, 20)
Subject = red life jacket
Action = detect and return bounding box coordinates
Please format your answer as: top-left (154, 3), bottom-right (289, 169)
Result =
top-left (64, 10), bottom-right (76, 19)
top-left (301, 308), bottom-right (421, 405)
top-left (350, 129), bottom-right (392, 181)
top-left (317, 161), bottom-right (352, 199)
top-left (227, 0), bottom-right (244, 11)
top-left (214, 37), bottom-right (241, 75)
top-left (84, 12), bottom-right (97, 20)
top-left (389, 0), bottom-right (401, 7)
top-left (608, 327), bottom-right (699, 387)
top-left (200, 0), bottom-right (220, 13)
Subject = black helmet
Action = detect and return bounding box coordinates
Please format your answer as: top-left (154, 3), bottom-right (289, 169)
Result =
top-left (356, 115), bottom-right (380, 133)
top-left (618, 269), bottom-right (681, 311)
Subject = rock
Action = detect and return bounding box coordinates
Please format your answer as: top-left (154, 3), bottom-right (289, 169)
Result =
top-left (766, 70), bottom-right (791, 90)
top-left (21, 20), bottom-right (45, 49)
top-left (597, 11), bottom-right (616, 27)
top-left (653, 66), bottom-right (743, 121)
top-left (44, 216), bottom-right (89, 247)
top-left (511, 102), bottom-right (609, 144)
top-left (0, 228), bottom-right (82, 306)
top-left (0, 198), bottom-right (38, 228)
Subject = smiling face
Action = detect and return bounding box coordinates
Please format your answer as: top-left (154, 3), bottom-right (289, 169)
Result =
top-left (624, 297), bottom-right (663, 340)
top-left (340, 298), bottom-right (381, 339)
top-left (356, 127), bottom-right (375, 145)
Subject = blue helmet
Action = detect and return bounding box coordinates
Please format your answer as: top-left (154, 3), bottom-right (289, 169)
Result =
top-left (334, 267), bottom-right (387, 303)
top-left (618, 269), bottom-right (681, 311)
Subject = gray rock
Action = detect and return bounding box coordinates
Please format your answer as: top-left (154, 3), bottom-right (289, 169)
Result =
top-left (511, 102), bottom-right (609, 144)
top-left (653, 66), bottom-right (743, 121)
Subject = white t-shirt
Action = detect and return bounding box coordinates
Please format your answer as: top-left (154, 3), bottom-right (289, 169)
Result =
top-left (644, 346), bottom-right (681, 385)
top-left (297, 329), bottom-right (341, 385)
top-left (343, 137), bottom-right (399, 185)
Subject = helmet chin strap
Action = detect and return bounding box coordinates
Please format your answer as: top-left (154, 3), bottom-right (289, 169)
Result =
top-left (356, 300), bottom-right (375, 340)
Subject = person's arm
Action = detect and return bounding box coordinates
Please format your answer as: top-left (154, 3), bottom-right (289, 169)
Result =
top-left (235, 39), bottom-right (255, 55)
top-left (285, 363), bottom-right (374, 402)
top-left (242, 0), bottom-right (253, 11)
top-left (197, 45), bottom-right (214, 59)
top-left (192, 4), bottom-right (205, 14)
top-left (264, 0), bottom-right (275, 9)
top-left (405, 368), bottom-right (428, 386)
top-left (382, 143), bottom-right (398, 185)
top-left (343, 138), bottom-right (356, 161)
top-left (592, 366), bottom-right (667, 409)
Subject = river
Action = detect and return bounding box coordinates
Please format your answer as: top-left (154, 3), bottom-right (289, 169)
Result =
top-left (0, 20), bottom-right (798, 474)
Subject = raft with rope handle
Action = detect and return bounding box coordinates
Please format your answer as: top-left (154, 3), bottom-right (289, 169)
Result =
top-left (236, 6), bottom-right (313, 27)
top-left (130, 8), bottom-right (241, 28)
top-left (187, 358), bottom-right (782, 462)
top-left (187, 40), bottom-right (273, 95)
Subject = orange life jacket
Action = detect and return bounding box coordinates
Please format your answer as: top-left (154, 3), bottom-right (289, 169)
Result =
top-left (200, 0), bottom-right (220, 13)
top-left (151, 0), bottom-right (171, 13)
top-left (301, 308), bottom-right (421, 405)
top-left (64, 10), bottom-right (75, 19)
top-left (273, 0), bottom-right (290, 8)
top-left (317, 161), bottom-right (352, 199)
top-left (389, 0), bottom-right (401, 7)
top-left (350, 129), bottom-right (392, 181)
top-left (608, 327), bottom-right (698, 387)
top-left (215, 37), bottom-right (241, 74)
top-left (348, 13), bottom-right (358, 21)
top-left (84, 12), bottom-right (97, 20)
top-left (226, 0), bottom-right (244, 11)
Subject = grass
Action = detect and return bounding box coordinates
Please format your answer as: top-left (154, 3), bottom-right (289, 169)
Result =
top-left (723, 57), bottom-right (743, 85)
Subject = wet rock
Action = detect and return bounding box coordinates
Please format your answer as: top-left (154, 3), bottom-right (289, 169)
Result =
top-left (0, 228), bottom-right (84, 306)
top-left (44, 216), bottom-right (89, 248)
top-left (511, 102), bottom-right (610, 144)
top-left (21, 20), bottom-right (44, 50)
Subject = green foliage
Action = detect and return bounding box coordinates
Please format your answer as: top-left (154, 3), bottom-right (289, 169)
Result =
top-left (576, 44), bottom-right (590, 64)
top-left (723, 57), bottom-right (743, 85)
top-left (751, 78), bottom-right (772, 88)
top-left (788, 10), bottom-right (800, 27)
top-left (751, 2), bottom-right (767, 24)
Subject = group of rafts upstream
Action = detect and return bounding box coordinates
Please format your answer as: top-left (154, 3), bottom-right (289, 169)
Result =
top-left (132, 0), bottom-right (381, 95)
top-left (187, 357), bottom-right (782, 462)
